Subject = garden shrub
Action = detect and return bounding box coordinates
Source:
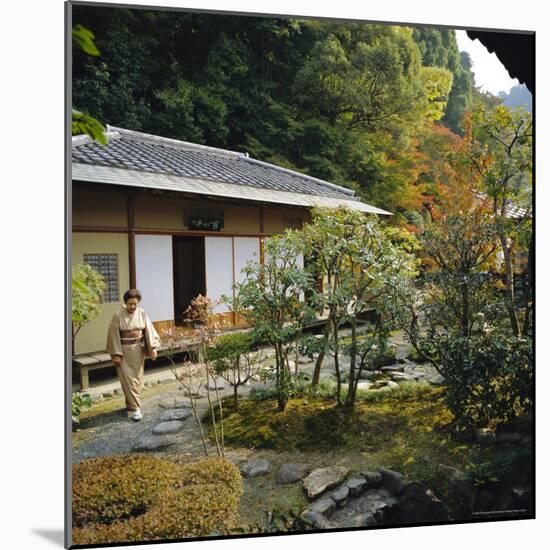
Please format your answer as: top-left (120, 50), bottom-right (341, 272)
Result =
top-left (440, 334), bottom-right (532, 430)
top-left (372, 345), bottom-right (397, 368)
top-left (72, 456), bottom-right (242, 545)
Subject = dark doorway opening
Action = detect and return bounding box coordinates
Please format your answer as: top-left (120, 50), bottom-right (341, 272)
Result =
top-left (172, 236), bottom-right (206, 325)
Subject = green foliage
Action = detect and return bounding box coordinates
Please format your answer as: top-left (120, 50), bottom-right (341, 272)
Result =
top-left (73, 24), bottom-right (101, 56)
top-left (72, 263), bottom-right (106, 339)
top-left (72, 24), bottom-right (107, 144)
top-left (72, 109), bottom-right (108, 145)
top-left (73, 456), bottom-right (242, 545)
top-left (209, 332), bottom-right (255, 365)
top-left (412, 28), bottom-right (474, 133)
top-left (439, 334), bottom-right (532, 430)
top-left (71, 393), bottom-right (92, 426)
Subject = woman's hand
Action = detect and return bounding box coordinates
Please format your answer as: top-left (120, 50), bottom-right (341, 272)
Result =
top-left (112, 355), bottom-right (122, 366)
top-left (150, 349), bottom-right (158, 361)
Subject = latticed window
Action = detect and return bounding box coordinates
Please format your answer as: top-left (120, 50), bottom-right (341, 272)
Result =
top-left (83, 253), bottom-right (119, 303)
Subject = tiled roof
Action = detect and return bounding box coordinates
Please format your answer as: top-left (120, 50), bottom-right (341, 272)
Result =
top-left (72, 126), bottom-right (356, 200)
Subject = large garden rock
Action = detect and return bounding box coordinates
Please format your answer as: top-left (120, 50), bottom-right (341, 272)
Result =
top-left (241, 458), bottom-right (272, 478)
top-left (362, 471), bottom-right (383, 488)
top-left (303, 467), bottom-right (349, 499)
top-left (346, 477), bottom-right (367, 496)
top-left (300, 511), bottom-right (332, 529)
top-left (380, 468), bottom-right (406, 496)
top-left (133, 436), bottom-right (175, 452)
top-left (382, 482), bottom-right (449, 524)
top-left (277, 463), bottom-right (310, 484)
top-left (310, 497), bottom-right (336, 517)
top-left (159, 408), bottom-right (192, 421)
top-left (342, 512), bottom-right (377, 528)
top-left (326, 484), bottom-right (350, 507)
top-left (152, 421), bottom-right (186, 435)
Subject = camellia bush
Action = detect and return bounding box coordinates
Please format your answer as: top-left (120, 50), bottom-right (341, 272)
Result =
top-left (439, 333), bottom-right (532, 430)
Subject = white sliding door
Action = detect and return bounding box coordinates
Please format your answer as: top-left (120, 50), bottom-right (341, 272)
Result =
top-left (234, 237), bottom-right (260, 285)
top-left (135, 234), bottom-right (174, 321)
top-left (205, 236), bottom-right (233, 313)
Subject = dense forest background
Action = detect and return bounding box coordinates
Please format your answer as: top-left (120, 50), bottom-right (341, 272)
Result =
top-left (72, 6), bottom-right (522, 222)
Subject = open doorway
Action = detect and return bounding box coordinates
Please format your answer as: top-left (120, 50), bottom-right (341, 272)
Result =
top-left (172, 236), bottom-right (206, 325)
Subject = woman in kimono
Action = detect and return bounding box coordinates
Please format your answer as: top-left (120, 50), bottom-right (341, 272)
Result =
top-left (107, 289), bottom-right (160, 421)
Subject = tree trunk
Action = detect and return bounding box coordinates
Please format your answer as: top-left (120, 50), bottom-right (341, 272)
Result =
top-left (233, 385), bottom-right (239, 409)
top-left (523, 233), bottom-right (534, 335)
top-left (499, 233), bottom-right (521, 336)
top-left (345, 317), bottom-right (358, 408)
top-left (332, 317), bottom-right (342, 407)
top-left (311, 321), bottom-right (331, 387)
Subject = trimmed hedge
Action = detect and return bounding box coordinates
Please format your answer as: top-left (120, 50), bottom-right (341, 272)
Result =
top-left (72, 456), bottom-right (242, 545)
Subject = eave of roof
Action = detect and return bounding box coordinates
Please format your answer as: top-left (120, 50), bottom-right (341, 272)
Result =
top-left (72, 163), bottom-right (392, 215)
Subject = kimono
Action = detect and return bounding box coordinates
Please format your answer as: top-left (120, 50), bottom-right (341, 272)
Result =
top-left (106, 306), bottom-right (160, 411)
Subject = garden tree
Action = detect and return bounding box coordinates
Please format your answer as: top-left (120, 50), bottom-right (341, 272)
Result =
top-left (340, 216), bottom-right (418, 408)
top-left (466, 104), bottom-right (532, 336)
top-left (71, 263), bottom-right (106, 351)
top-left (227, 231), bottom-right (316, 412)
top-left (387, 186), bottom-right (532, 429)
top-left (293, 24), bottom-right (440, 133)
top-left (302, 207), bottom-right (418, 408)
top-left (208, 332), bottom-right (264, 409)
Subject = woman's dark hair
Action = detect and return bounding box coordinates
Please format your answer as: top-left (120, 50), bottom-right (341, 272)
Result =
top-left (123, 289), bottom-right (142, 303)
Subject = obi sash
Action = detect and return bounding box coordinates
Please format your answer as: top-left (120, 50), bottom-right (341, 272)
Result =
top-left (119, 329), bottom-right (144, 345)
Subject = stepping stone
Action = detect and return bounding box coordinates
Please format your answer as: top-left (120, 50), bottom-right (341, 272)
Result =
top-left (241, 458), bottom-right (272, 478)
top-left (342, 512), bottom-right (377, 528)
top-left (102, 391), bottom-right (113, 398)
top-left (160, 408), bottom-right (192, 421)
top-left (310, 497), bottom-right (336, 517)
top-left (381, 366), bottom-right (404, 373)
top-left (356, 382), bottom-right (372, 391)
top-left (346, 477), bottom-right (367, 496)
top-left (387, 381), bottom-right (399, 389)
top-left (277, 463), bottom-right (310, 484)
top-left (206, 379), bottom-right (225, 390)
top-left (133, 436), bottom-right (175, 452)
top-left (152, 421), bottom-right (185, 435)
top-left (159, 397), bottom-right (191, 409)
top-left (303, 467), bottom-right (349, 499)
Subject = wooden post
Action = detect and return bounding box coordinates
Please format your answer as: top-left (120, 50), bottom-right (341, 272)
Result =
top-left (127, 192), bottom-right (136, 288)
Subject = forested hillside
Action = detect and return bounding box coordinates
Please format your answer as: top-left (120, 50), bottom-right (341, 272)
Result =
top-left (73, 7), bottom-right (482, 219)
